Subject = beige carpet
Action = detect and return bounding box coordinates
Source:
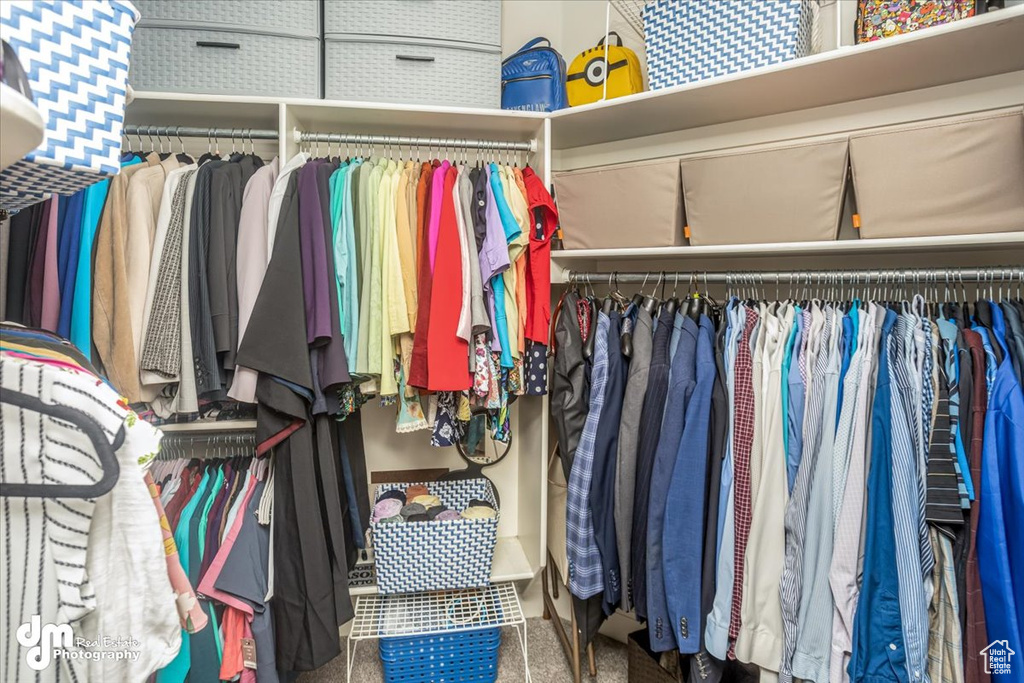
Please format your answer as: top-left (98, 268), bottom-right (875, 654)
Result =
top-left (297, 617), bottom-right (628, 683)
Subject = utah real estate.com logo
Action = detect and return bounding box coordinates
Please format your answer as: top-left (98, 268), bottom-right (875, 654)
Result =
top-left (980, 639), bottom-right (1016, 676)
top-left (16, 616), bottom-right (72, 671)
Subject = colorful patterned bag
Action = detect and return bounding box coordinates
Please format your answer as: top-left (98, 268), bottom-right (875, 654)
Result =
top-left (856, 0), bottom-right (975, 43)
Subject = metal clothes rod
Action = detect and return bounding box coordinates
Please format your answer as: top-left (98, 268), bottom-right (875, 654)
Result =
top-left (294, 129), bottom-right (536, 153)
top-left (122, 125), bottom-right (279, 140)
top-left (564, 266), bottom-right (1024, 285)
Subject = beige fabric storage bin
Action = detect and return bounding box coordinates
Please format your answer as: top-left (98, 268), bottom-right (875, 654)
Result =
top-left (679, 136), bottom-right (850, 246)
top-left (849, 108), bottom-right (1024, 239)
top-left (553, 159), bottom-right (683, 250)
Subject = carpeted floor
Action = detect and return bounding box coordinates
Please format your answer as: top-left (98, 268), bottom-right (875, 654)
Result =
top-left (297, 617), bottom-right (628, 683)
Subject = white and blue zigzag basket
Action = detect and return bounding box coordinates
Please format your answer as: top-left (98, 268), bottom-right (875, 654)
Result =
top-left (0, 0), bottom-right (139, 211)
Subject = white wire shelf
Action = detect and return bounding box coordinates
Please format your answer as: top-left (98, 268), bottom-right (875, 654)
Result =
top-left (349, 582), bottom-right (525, 642)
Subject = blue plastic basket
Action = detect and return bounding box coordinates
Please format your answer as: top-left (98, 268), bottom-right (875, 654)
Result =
top-left (379, 628), bottom-right (501, 683)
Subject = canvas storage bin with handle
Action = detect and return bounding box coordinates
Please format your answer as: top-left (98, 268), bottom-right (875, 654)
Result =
top-left (553, 159), bottom-right (683, 249)
top-left (849, 107), bottom-right (1024, 239)
top-left (371, 478), bottom-right (499, 594)
top-left (566, 32), bottom-right (643, 107)
top-left (0, 0), bottom-right (140, 212)
top-left (855, 0), bottom-right (974, 43)
top-left (679, 135), bottom-right (849, 245)
top-left (643, 0), bottom-right (815, 90)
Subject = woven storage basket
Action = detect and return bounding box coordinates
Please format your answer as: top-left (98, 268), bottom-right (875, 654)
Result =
top-left (371, 479), bottom-right (499, 594)
top-left (628, 631), bottom-right (681, 683)
top-left (0, 0), bottom-right (139, 211)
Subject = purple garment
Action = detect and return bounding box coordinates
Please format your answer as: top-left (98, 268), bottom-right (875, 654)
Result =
top-left (201, 466), bottom-right (234, 577)
top-left (481, 166), bottom-right (511, 352)
top-left (313, 160), bottom-right (351, 400)
top-left (428, 161), bottom-right (450, 271)
top-left (298, 162), bottom-right (333, 345)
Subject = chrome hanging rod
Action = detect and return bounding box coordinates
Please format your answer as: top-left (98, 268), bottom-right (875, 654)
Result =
top-left (122, 125), bottom-right (279, 140)
top-left (564, 266), bottom-right (1024, 285)
top-left (293, 129), bottom-right (536, 153)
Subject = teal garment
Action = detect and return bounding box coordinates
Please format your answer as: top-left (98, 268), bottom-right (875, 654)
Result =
top-left (780, 304), bottom-right (802, 459)
top-left (70, 157), bottom-right (141, 357)
top-left (195, 468), bottom-right (225, 662)
top-left (487, 164), bottom-right (520, 369)
top-left (333, 159), bottom-right (361, 365)
top-left (329, 163), bottom-right (349, 350)
top-left (342, 161), bottom-right (360, 366)
top-left (158, 471), bottom-right (212, 683)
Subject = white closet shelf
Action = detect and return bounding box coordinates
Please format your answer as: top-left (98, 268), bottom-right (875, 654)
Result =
top-left (349, 536), bottom-right (535, 597)
top-left (550, 232), bottom-right (1024, 276)
top-left (548, 6), bottom-right (1024, 149)
top-left (349, 581), bottom-right (525, 640)
top-left (282, 97), bottom-right (545, 141)
top-left (126, 92), bottom-right (281, 131)
top-left (156, 420), bottom-right (258, 433)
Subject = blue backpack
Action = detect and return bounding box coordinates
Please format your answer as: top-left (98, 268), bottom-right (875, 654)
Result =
top-left (501, 38), bottom-right (567, 112)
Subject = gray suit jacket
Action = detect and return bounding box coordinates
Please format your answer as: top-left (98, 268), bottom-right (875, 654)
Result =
top-left (613, 305), bottom-right (653, 612)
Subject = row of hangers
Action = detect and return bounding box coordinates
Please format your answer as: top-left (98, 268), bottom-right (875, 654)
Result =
top-left (158, 432), bottom-right (258, 461)
top-left (123, 127), bottom-right (262, 161)
top-left (298, 135), bottom-right (531, 168)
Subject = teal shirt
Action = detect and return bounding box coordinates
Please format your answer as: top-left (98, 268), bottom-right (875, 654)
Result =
top-left (487, 164), bottom-right (521, 369)
top-left (158, 471), bottom-right (211, 683)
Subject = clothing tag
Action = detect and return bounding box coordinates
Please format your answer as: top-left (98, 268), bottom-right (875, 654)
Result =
top-left (241, 638), bottom-right (257, 669)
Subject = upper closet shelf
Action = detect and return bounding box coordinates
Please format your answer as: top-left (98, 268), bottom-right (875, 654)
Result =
top-left (550, 232), bottom-right (1024, 273)
top-left (127, 91), bottom-right (546, 142)
top-left (548, 6), bottom-right (1024, 150)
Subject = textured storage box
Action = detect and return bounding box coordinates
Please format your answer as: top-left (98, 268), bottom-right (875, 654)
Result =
top-left (130, 0), bottom-right (319, 37)
top-left (324, 37), bottom-right (499, 108)
top-left (553, 159), bottom-right (683, 249)
top-left (325, 0), bottom-right (500, 47)
top-left (849, 108), bottom-right (1024, 239)
top-left (643, 0), bottom-right (813, 89)
top-left (0, 0), bottom-right (139, 211)
top-left (680, 136), bottom-right (849, 245)
top-left (371, 479), bottom-right (499, 594)
top-left (380, 629), bottom-right (501, 683)
top-left (129, 26), bottom-right (320, 98)
top-left (628, 630), bottom-right (681, 683)
top-left (856, 0), bottom-right (974, 43)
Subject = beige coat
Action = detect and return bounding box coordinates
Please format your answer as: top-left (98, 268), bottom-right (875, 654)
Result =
top-left (92, 153), bottom-right (159, 401)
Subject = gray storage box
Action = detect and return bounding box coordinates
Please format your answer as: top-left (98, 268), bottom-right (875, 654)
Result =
top-left (680, 136), bottom-right (850, 245)
top-left (131, 0), bottom-right (320, 38)
top-left (324, 37), bottom-right (499, 108)
top-left (130, 26), bottom-right (320, 98)
top-left (553, 159), bottom-right (684, 250)
top-left (850, 108), bottom-right (1024, 239)
top-left (324, 0), bottom-right (501, 47)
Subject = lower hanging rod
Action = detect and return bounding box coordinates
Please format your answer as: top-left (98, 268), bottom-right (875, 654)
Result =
top-left (294, 129), bottom-right (536, 153)
top-left (564, 266), bottom-right (1023, 285)
top-left (122, 125), bottom-right (279, 140)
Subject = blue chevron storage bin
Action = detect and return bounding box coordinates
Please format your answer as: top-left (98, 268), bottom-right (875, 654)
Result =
top-left (0, 0), bottom-right (139, 211)
top-left (371, 479), bottom-right (499, 594)
top-left (643, 0), bottom-right (813, 90)
top-left (380, 628), bottom-right (502, 683)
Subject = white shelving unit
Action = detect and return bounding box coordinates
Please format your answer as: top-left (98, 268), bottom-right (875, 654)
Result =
top-left (348, 582), bottom-right (529, 682)
top-left (122, 8), bottom-right (1024, 622)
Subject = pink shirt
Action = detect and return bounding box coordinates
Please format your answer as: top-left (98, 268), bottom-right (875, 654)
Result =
top-left (427, 161), bottom-right (451, 271)
top-left (40, 197), bottom-right (60, 331)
